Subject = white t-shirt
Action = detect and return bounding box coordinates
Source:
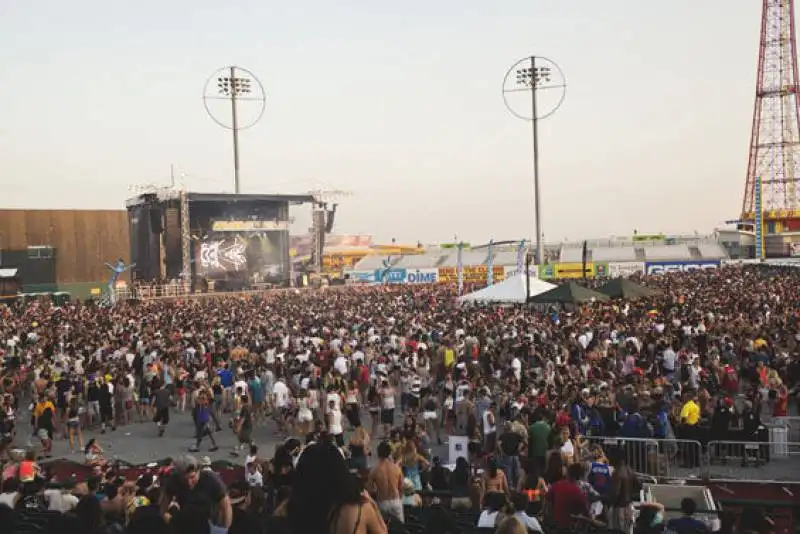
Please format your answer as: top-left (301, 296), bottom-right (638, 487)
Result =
top-left (334, 356), bottom-right (349, 376)
top-left (662, 349), bottom-right (676, 371)
top-left (477, 510), bottom-right (500, 528)
top-left (44, 489), bottom-right (79, 512)
top-left (380, 388), bottom-right (395, 410)
top-left (329, 408), bottom-right (343, 435)
top-left (273, 381), bottom-right (290, 408)
top-left (514, 512), bottom-right (543, 533)
top-left (234, 379), bottom-right (248, 397)
top-left (246, 469), bottom-right (263, 487)
top-left (326, 392), bottom-right (342, 414)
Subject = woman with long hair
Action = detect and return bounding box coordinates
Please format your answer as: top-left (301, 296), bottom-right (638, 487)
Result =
top-left (543, 450), bottom-right (565, 485)
top-left (517, 457), bottom-right (547, 516)
top-left (482, 456), bottom-right (510, 499)
top-left (284, 440), bottom-right (387, 534)
top-left (399, 438), bottom-right (428, 491)
top-left (345, 380), bottom-right (362, 430)
top-left (450, 456), bottom-right (473, 511)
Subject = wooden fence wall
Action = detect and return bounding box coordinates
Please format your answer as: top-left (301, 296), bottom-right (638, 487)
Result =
top-left (0, 209), bottom-right (130, 283)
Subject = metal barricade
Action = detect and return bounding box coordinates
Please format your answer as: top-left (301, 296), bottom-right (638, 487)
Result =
top-left (706, 440), bottom-right (800, 482)
top-left (772, 416), bottom-right (800, 443)
top-left (584, 436), bottom-right (703, 481)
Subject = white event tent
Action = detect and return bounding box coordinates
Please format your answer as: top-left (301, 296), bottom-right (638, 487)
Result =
top-left (459, 274), bottom-right (555, 304)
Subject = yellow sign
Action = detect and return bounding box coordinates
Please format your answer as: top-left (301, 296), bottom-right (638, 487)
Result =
top-left (632, 233), bottom-right (665, 242)
top-left (554, 263), bottom-right (594, 279)
top-left (438, 265), bottom-right (505, 283)
top-left (211, 220), bottom-right (288, 232)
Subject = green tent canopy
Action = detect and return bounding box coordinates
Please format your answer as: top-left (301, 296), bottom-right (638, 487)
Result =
top-left (597, 278), bottom-right (659, 299)
top-left (528, 282), bottom-right (610, 304)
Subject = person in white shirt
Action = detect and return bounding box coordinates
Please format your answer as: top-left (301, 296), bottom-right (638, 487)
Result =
top-left (511, 492), bottom-right (543, 532)
top-left (272, 379), bottom-right (291, 435)
top-left (44, 481), bottom-right (79, 512)
top-left (327, 399), bottom-right (345, 447)
top-left (333, 355), bottom-right (349, 376)
top-left (0, 478), bottom-right (19, 508)
top-left (245, 462), bottom-right (263, 487)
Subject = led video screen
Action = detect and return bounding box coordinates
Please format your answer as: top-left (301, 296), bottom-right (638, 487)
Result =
top-left (196, 233), bottom-right (285, 278)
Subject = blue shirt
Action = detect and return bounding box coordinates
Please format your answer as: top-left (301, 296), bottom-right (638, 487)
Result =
top-left (196, 406), bottom-right (211, 425)
top-left (218, 369), bottom-right (233, 388)
top-left (587, 462), bottom-right (612, 495)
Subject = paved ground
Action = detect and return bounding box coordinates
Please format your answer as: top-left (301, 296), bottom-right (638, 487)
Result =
top-left (11, 407), bottom-right (800, 482)
top-left (12, 406), bottom-right (450, 467)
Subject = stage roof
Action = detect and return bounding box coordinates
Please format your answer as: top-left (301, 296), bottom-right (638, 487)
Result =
top-left (187, 192), bottom-right (315, 204)
top-left (125, 191), bottom-right (315, 208)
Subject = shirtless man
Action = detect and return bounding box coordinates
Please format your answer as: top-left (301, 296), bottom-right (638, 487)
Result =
top-left (368, 441), bottom-right (404, 524)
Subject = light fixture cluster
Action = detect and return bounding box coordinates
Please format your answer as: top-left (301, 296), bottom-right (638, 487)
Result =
top-left (217, 76), bottom-right (253, 96)
top-left (515, 66), bottom-right (552, 88)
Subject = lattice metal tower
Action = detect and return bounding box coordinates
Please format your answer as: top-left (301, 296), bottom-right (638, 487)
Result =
top-left (742, 0), bottom-right (800, 233)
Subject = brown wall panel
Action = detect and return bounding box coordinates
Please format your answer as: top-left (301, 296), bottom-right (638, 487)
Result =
top-left (0, 210), bottom-right (130, 283)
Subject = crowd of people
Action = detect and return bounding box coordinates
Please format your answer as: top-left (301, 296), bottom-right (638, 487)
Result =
top-left (0, 263), bottom-right (797, 534)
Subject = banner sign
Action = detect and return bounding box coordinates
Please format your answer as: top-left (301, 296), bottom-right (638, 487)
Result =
top-left (594, 263), bottom-right (609, 277)
top-left (503, 265), bottom-right (539, 279)
top-left (538, 264), bottom-right (556, 280)
top-left (608, 262), bottom-right (646, 278)
top-left (554, 262), bottom-right (595, 279)
top-left (645, 261), bottom-right (719, 275)
top-left (721, 259), bottom-right (761, 265)
top-left (212, 220), bottom-right (288, 232)
top-left (348, 271), bottom-right (377, 283)
top-left (406, 268), bottom-right (439, 284)
top-left (439, 265), bottom-right (504, 284)
top-left (375, 268), bottom-right (406, 284)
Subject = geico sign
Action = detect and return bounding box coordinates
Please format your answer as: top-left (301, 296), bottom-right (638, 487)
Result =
top-left (646, 263), bottom-right (718, 275)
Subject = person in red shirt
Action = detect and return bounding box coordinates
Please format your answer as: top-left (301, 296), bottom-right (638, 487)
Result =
top-left (548, 462), bottom-right (590, 528)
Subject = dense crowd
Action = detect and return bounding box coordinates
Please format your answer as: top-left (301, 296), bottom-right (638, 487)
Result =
top-left (0, 264), bottom-right (797, 534)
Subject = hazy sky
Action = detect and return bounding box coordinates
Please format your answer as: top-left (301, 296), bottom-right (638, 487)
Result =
top-left (0, 1), bottom-right (768, 244)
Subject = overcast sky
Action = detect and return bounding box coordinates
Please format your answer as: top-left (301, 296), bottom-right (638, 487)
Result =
top-left (0, 1), bottom-right (767, 244)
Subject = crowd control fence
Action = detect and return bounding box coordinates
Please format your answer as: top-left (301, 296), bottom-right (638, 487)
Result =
top-left (585, 436), bottom-right (800, 483)
top-left (772, 416), bottom-right (800, 443)
top-left (584, 436), bottom-right (704, 481)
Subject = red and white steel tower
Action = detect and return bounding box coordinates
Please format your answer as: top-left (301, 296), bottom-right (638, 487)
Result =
top-left (743, 0), bottom-right (800, 233)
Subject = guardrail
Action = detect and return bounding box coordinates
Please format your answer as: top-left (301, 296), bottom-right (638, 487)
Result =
top-left (585, 436), bottom-right (800, 483)
top-left (584, 436), bottom-right (703, 481)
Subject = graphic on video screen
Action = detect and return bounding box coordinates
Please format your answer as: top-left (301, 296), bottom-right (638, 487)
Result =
top-left (200, 239), bottom-right (248, 272)
top-left (196, 233), bottom-right (285, 278)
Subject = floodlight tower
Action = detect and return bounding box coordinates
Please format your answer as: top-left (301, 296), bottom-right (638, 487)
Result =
top-left (203, 66), bottom-right (266, 194)
top-left (503, 56), bottom-right (566, 266)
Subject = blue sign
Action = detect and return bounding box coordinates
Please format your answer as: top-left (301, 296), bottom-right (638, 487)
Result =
top-left (406, 269), bottom-right (438, 284)
top-left (645, 261), bottom-right (719, 275)
top-left (349, 271), bottom-right (376, 283)
top-left (374, 268), bottom-right (406, 283)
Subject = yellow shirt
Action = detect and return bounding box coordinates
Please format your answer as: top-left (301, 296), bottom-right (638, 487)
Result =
top-left (680, 400), bottom-right (700, 425)
top-left (34, 400), bottom-right (55, 420)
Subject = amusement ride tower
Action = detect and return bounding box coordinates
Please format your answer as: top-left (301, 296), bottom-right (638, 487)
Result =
top-left (742, 0), bottom-right (800, 238)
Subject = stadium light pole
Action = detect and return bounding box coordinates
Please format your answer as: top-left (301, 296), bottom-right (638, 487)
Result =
top-left (503, 56), bottom-right (566, 266)
top-left (203, 66), bottom-right (266, 194)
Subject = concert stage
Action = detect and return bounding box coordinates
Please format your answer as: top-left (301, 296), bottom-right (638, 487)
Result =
top-left (125, 191), bottom-right (314, 287)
